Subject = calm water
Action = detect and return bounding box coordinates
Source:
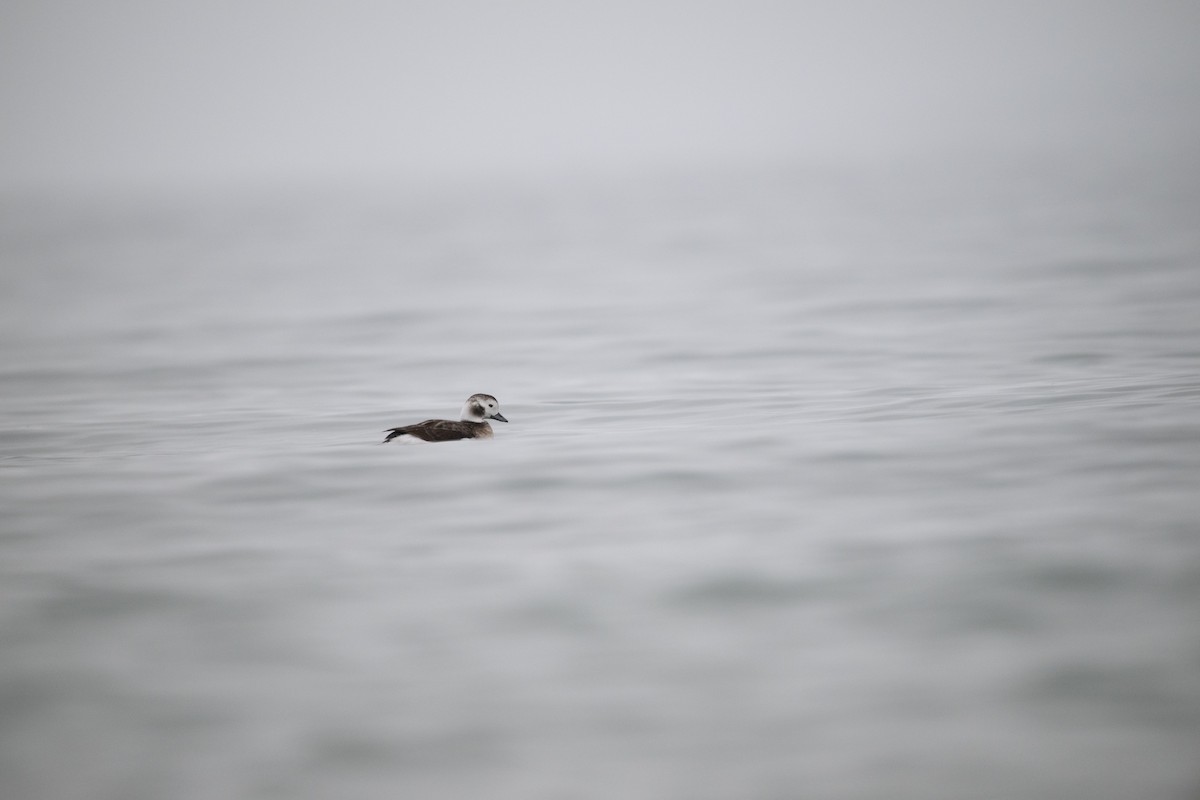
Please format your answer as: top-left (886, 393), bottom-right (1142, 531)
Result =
top-left (2, 159), bottom-right (1199, 799)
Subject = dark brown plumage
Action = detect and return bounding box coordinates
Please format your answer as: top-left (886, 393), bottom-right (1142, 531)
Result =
top-left (383, 419), bottom-right (494, 443)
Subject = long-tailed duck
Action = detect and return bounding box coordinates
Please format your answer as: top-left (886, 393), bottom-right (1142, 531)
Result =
top-left (383, 394), bottom-right (508, 443)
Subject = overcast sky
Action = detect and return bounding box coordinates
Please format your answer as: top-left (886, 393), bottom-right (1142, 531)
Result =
top-left (2, 1), bottom-right (1198, 191)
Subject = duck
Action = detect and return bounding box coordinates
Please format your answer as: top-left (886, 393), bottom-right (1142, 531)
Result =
top-left (383, 394), bottom-right (508, 443)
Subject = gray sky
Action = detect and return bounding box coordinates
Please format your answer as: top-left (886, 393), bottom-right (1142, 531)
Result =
top-left (2, 1), bottom-right (1198, 190)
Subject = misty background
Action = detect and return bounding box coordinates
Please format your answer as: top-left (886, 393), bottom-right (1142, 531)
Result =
top-left (2, 3), bottom-right (1200, 800)
top-left (3, 1), bottom-right (1199, 191)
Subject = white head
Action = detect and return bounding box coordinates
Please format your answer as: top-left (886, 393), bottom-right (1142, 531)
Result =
top-left (460, 393), bottom-right (508, 424)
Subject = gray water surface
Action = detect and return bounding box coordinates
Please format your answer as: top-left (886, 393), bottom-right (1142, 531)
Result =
top-left (2, 161), bottom-right (1199, 799)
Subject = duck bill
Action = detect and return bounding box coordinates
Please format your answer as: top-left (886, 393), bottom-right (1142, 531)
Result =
top-left (490, 413), bottom-right (509, 423)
